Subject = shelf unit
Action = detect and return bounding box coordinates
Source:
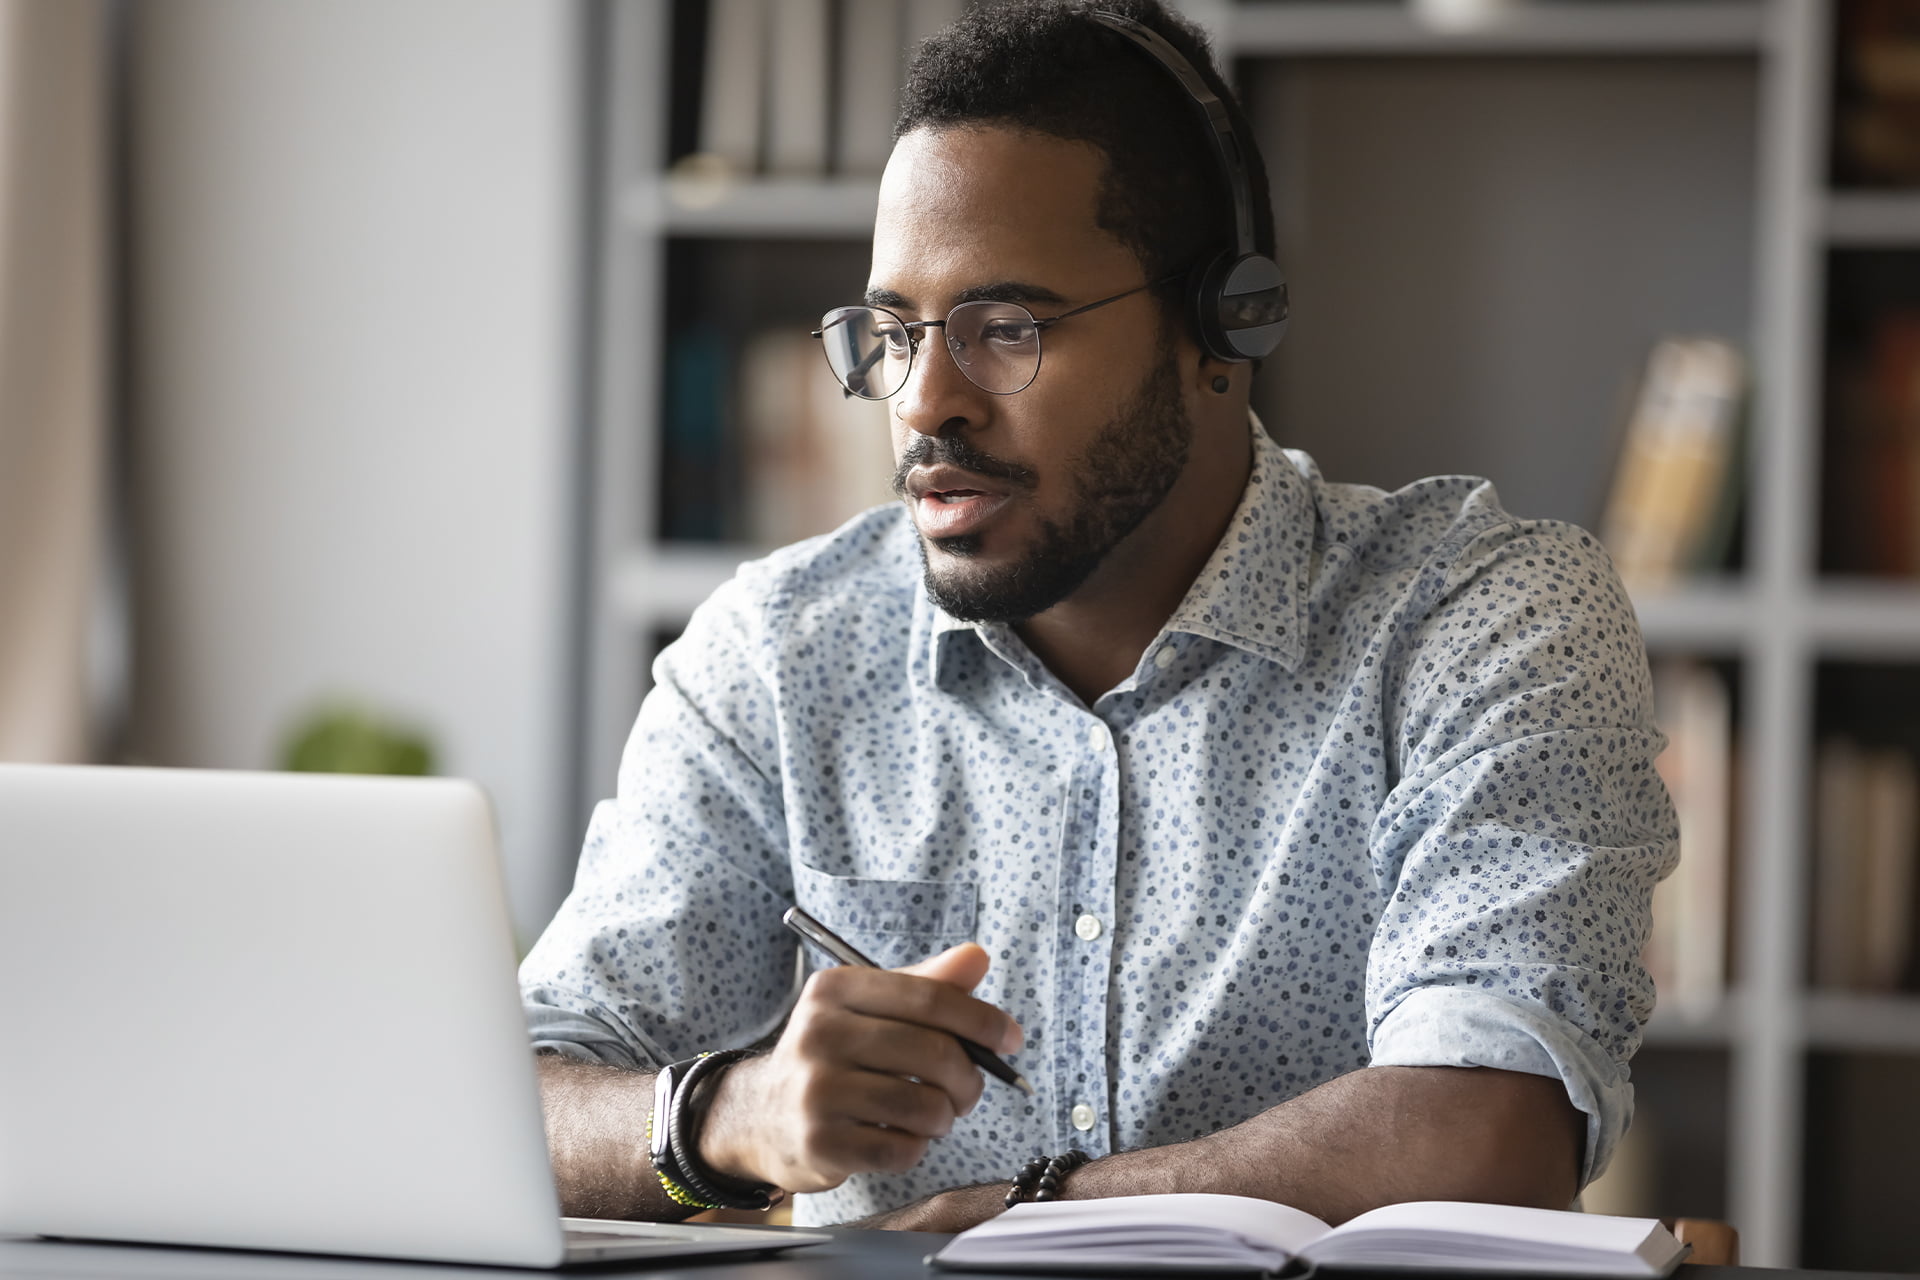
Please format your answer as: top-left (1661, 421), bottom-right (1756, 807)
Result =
top-left (1826, 190), bottom-right (1920, 244)
top-left (622, 176), bottom-right (880, 238)
top-left (1222, 0), bottom-right (1766, 54)
top-left (583, 2), bottom-right (1920, 1266)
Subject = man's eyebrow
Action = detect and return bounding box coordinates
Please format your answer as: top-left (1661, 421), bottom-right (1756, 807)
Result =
top-left (953, 280), bottom-right (1069, 308)
top-left (861, 281), bottom-right (1070, 313)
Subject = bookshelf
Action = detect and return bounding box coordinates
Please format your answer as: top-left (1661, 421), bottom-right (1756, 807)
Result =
top-left (1826, 190), bottom-right (1920, 243)
top-left (1223, 0), bottom-right (1766, 53)
top-left (624, 177), bottom-right (880, 237)
top-left (1625, 579), bottom-right (1755, 650)
top-left (583, 1), bottom-right (1920, 1268)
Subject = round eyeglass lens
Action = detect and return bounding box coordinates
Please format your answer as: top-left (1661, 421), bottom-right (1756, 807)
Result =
top-left (818, 306), bottom-right (912, 400)
top-left (945, 301), bottom-right (1041, 395)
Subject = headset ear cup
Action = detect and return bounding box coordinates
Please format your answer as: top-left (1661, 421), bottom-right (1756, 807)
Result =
top-left (1187, 252), bottom-right (1237, 364)
top-left (1195, 251), bottom-right (1289, 363)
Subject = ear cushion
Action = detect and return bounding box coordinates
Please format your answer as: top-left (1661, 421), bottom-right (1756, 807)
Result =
top-left (1191, 251), bottom-right (1290, 362)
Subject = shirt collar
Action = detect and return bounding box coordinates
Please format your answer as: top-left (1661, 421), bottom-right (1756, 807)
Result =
top-left (924, 411), bottom-right (1315, 680)
top-left (1160, 414), bottom-right (1312, 671)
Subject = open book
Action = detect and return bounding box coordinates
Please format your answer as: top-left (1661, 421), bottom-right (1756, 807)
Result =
top-left (929, 1194), bottom-right (1687, 1276)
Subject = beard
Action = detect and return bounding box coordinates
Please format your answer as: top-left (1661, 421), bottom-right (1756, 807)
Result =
top-left (894, 344), bottom-right (1193, 624)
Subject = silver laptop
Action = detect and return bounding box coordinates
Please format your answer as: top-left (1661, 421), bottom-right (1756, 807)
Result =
top-left (0, 764), bottom-right (829, 1267)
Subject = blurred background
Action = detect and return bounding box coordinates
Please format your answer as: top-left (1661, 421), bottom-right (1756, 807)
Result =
top-left (3, 0), bottom-right (1918, 1268)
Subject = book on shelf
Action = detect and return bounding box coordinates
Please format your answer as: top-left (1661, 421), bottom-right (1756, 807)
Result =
top-left (1813, 736), bottom-right (1919, 992)
top-left (1869, 312), bottom-right (1920, 576)
top-left (1824, 308), bottom-right (1920, 577)
top-left (661, 327), bottom-right (733, 542)
top-left (1863, 747), bottom-right (1918, 989)
top-left (1595, 336), bottom-right (1745, 595)
top-left (688, 0), bottom-right (952, 181)
top-left (837, 0), bottom-right (905, 175)
top-left (737, 328), bottom-right (895, 548)
top-left (1834, 0), bottom-right (1920, 186)
top-left (697, 0), bottom-right (767, 174)
top-left (928, 1194), bottom-right (1687, 1277)
top-left (766, 0), bottom-right (832, 176)
top-left (1643, 658), bottom-right (1733, 1018)
top-left (1579, 1096), bottom-right (1662, 1220)
top-left (1816, 737), bottom-right (1866, 989)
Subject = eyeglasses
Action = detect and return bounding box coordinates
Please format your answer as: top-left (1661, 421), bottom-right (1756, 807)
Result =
top-left (811, 273), bottom-right (1181, 400)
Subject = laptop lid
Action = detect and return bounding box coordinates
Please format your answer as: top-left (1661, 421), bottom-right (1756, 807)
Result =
top-left (0, 765), bottom-right (570, 1268)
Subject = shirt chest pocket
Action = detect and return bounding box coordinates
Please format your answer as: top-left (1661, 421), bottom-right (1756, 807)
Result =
top-left (791, 861), bottom-right (978, 972)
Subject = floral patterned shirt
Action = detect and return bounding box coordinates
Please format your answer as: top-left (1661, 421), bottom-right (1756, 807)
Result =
top-left (520, 424), bottom-right (1676, 1226)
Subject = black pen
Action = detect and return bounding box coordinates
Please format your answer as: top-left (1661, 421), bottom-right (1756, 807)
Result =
top-left (782, 905), bottom-right (1036, 1096)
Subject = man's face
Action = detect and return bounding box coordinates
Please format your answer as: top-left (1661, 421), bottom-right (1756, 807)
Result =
top-left (870, 126), bottom-right (1194, 623)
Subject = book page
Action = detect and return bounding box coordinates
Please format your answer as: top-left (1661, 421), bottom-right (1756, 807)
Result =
top-left (985, 1193), bottom-right (1330, 1250)
top-left (931, 1193), bottom-right (1333, 1271)
top-left (1303, 1201), bottom-right (1673, 1274)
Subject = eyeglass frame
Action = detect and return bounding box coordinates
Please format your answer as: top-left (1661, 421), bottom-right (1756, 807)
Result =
top-left (810, 270), bottom-right (1186, 400)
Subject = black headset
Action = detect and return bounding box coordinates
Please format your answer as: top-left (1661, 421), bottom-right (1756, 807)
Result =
top-left (1087, 10), bottom-right (1289, 363)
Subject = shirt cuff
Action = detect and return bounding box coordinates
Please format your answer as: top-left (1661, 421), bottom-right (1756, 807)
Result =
top-left (1367, 983), bottom-right (1633, 1189)
top-left (521, 987), bottom-right (663, 1071)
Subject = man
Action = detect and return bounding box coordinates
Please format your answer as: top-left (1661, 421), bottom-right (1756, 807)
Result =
top-left (520, 0), bottom-right (1675, 1233)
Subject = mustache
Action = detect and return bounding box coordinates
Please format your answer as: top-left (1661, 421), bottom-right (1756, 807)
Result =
top-left (891, 434), bottom-right (1038, 497)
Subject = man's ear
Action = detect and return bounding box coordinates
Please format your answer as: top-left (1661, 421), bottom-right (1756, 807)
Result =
top-left (1194, 354), bottom-right (1241, 399)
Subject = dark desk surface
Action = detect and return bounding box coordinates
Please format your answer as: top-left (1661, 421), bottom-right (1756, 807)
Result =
top-left (0, 1229), bottom-right (1908, 1280)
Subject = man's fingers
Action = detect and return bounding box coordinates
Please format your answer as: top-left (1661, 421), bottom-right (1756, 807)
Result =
top-left (816, 1114), bottom-right (931, 1178)
top-left (734, 961), bottom-right (1025, 1192)
top-left (809, 964), bottom-right (1023, 1056)
top-left (828, 1070), bottom-right (963, 1142)
top-left (901, 941), bottom-right (991, 991)
top-left (769, 1100), bottom-right (930, 1190)
top-left (807, 1012), bottom-right (987, 1116)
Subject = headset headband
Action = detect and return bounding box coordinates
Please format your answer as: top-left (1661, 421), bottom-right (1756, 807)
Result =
top-left (1085, 9), bottom-right (1287, 362)
top-left (1086, 11), bottom-right (1255, 261)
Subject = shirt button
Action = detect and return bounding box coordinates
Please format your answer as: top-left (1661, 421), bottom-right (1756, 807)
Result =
top-left (1070, 1103), bottom-right (1097, 1131)
top-left (1074, 913), bottom-right (1102, 941)
top-left (1154, 645), bottom-right (1174, 670)
top-left (1088, 723), bottom-right (1110, 752)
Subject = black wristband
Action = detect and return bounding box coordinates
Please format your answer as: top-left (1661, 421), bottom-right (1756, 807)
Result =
top-left (661, 1050), bottom-right (779, 1211)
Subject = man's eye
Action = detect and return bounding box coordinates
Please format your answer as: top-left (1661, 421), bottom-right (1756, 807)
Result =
top-left (980, 320), bottom-right (1036, 347)
top-left (875, 325), bottom-right (911, 352)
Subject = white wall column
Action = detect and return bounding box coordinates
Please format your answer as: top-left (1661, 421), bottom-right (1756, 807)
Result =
top-left (128, 0), bottom-right (584, 941)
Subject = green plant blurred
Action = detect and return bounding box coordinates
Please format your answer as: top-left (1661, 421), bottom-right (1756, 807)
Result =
top-left (281, 704), bottom-right (435, 776)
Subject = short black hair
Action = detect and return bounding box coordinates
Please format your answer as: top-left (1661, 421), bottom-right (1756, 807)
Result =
top-left (894, 0), bottom-right (1275, 342)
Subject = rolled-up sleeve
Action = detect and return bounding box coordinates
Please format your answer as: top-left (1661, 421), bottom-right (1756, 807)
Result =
top-left (518, 570), bottom-right (802, 1067)
top-left (1365, 514), bottom-right (1678, 1187)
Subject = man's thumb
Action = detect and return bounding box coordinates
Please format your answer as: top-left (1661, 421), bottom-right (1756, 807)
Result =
top-left (901, 941), bottom-right (991, 991)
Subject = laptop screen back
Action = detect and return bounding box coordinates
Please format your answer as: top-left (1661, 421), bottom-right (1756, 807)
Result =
top-left (0, 765), bottom-right (567, 1267)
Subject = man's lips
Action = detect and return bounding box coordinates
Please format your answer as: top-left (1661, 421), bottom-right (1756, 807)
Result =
top-left (906, 465), bottom-right (1015, 541)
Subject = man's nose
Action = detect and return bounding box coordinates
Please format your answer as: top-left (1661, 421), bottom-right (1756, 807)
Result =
top-left (894, 330), bottom-right (980, 437)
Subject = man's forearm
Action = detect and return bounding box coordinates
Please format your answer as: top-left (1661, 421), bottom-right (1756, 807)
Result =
top-left (536, 1055), bottom-right (691, 1221)
top-left (1080, 1065), bottom-right (1584, 1222)
top-left (881, 1065), bottom-right (1584, 1232)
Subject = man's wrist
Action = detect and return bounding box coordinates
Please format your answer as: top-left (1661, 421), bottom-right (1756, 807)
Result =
top-left (694, 1052), bottom-right (773, 1187)
top-left (863, 1183), bottom-right (1007, 1233)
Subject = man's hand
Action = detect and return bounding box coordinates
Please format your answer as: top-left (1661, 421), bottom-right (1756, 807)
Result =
top-left (697, 942), bottom-right (1023, 1195)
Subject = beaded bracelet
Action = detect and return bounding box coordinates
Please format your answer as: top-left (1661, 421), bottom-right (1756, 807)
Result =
top-left (1005, 1149), bottom-right (1089, 1207)
top-left (645, 1102), bottom-right (721, 1209)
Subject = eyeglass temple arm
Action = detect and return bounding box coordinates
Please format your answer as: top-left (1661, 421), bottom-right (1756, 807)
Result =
top-left (1033, 270), bottom-right (1187, 328)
